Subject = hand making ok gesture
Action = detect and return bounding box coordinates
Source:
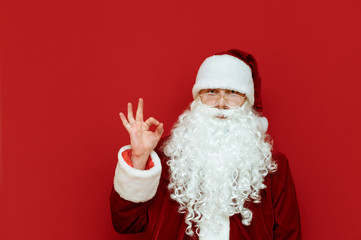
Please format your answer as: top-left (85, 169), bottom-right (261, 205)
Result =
top-left (119, 98), bottom-right (164, 170)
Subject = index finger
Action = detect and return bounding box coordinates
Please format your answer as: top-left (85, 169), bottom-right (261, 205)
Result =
top-left (136, 98), bottom-right (144, 122)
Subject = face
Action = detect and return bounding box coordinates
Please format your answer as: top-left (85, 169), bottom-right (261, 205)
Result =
top-left (198, 88), bottom-right (247, 110)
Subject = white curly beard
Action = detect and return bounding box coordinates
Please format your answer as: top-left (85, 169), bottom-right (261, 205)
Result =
top-left (163, 100), bottom-right (277, 237)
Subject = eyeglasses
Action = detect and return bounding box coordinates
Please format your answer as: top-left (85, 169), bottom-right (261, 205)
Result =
top-left (198, 89), bottom-right (247, 108)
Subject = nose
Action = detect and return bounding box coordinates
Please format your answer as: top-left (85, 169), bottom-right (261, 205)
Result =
top-left (216, 91), bottom-right (228, 109)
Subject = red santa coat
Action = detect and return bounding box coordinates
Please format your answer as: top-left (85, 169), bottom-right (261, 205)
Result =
top-left (109, 141), bottom-right (302, 240)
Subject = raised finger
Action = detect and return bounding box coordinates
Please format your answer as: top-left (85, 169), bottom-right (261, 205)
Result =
top-left (136, 98), bottom-right (144, 122)
top-left (119, 112), bottom-right (131, 131)
top-left (143, 117), bottom-right (160, 130)
top-left (127, 102), bottom-right (135, 124)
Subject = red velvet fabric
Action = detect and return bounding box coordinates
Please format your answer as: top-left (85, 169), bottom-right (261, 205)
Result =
top-left (110, 140), bottom-right (302, 239)
top-left (122, 149), bottom-right (154, 170)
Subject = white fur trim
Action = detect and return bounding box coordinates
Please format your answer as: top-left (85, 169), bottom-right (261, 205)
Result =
top-left (199, 213), bottom-right (230, 240)
top-left (113, 145), bottom-right (162, 202)
top-left (192, 54), bottom-right (254, 106)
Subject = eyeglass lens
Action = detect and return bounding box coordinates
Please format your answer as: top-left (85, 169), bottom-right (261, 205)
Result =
top-left (200, 93), bottom-right (245, 107)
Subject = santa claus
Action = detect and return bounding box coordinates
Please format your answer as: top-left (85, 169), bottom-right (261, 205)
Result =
top-left (110, 49), bottom-right (302, 239)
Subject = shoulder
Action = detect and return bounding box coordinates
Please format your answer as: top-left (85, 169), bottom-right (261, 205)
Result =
top-left (267, 151), bottom-right (293, 190)
top-left (272, 152), bottom-right (290, 173)
top-left (265, 151), bottom-right (299, 207)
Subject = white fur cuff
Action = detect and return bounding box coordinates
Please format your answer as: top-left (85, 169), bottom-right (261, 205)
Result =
top-left (113, 145), bottom-right (162, 203)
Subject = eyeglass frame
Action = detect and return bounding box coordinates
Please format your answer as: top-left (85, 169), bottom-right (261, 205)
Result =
top-left (197, 89), bottom-right (247, 108)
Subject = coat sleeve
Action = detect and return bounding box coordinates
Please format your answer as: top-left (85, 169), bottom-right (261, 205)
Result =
top-left (109, 186), bottom-right (151, 235)
top-left (109, 145), bottom-right (162, 235)
top-left (271, 153), bottom-right (302, 240)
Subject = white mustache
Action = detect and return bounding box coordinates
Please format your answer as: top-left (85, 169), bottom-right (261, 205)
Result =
top-left (194, 102), bottom-right (243, 119)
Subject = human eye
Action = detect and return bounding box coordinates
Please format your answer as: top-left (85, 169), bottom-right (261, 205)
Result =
top-left (207, 89), bottom-right (217, 94)
top-left (226, 90), bottom-right (238, 95)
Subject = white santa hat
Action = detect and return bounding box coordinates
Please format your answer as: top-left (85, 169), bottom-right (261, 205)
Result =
top-left (192, 54), bottom-right (255, 106)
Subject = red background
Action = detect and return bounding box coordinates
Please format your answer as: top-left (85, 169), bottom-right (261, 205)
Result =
top-left (1, 0), bottom-right (361, 239)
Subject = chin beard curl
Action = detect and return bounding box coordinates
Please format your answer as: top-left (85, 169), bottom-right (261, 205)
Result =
top-left (163, 100), bottom-right (277, 237)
